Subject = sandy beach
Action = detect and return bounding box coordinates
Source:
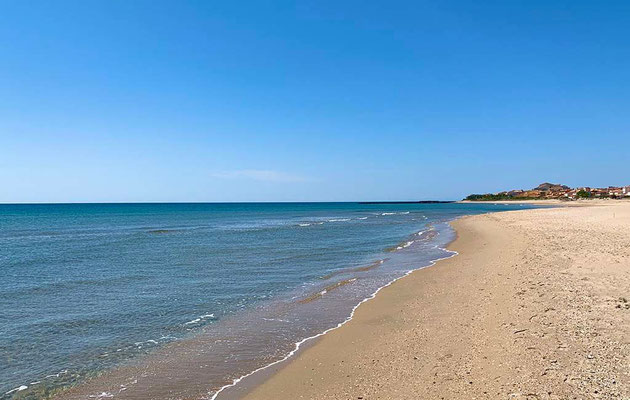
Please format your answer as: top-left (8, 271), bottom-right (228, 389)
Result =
top-left (230, 201), bottom-right (630, 399)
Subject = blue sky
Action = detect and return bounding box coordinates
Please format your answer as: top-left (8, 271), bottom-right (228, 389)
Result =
top-left (1, 1), bottom-right (629, 202)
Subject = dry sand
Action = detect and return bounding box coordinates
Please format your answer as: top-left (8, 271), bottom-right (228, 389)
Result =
top-left (235, 201), bottom-right (630, 399)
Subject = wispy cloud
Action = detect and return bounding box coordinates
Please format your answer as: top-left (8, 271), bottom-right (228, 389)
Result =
top-left (210, 169), bottom-right (307, 183)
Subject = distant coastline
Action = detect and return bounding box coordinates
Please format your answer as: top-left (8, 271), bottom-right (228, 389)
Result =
top-left (465, 182), bottom-right (630, 201)
top-left (359, 201), bottom-right (455, 204)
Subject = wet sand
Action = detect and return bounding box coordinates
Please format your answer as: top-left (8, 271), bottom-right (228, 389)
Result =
top-left (235, 201), bottom-right (630, 399)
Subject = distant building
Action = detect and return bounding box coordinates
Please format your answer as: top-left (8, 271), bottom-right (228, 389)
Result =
top-left (608, 187), bottom-right (623, 197)
top-left (565, 189), bottom-right (578, 199)
top-left (465, 183), bottom-right (630, 201)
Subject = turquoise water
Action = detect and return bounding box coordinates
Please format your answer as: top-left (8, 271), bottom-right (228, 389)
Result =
top-left (0, 202), bottom-right (534, 398)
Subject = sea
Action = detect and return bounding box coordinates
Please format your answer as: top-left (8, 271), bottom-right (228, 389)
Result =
top-left (0, 202), bottom-right (535, 399)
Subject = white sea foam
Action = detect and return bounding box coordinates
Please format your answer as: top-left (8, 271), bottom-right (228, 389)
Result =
top-left (5, 385), bottom-right (28, 395)
top-left (90, 391), bottom-right (113, 398)
top-left (395, 240), bottom-right (414, 250)
top-left (399, 211), bottom-right (410, 214)
top-left (298, 223), bottom-right (311, 227)
top-left (208, 228), bottom-right (459, 400)
top-left (381, 212), bottom-right (396, 215)
top-left (184, 313), bottom-right (216, 325)
top-left (327, 218), bottom-right (350, 222)
top-left (87, 381), bottom-right (135, 398)
top-left (12, 369), bottom-right (68, 395)
top-left (357, 217), bottom-right (368, 220)
top-left (43, 370), bottom-right (68, 379)
top-left (317, 278), bottom-right (357, 298)
top-left (262, 318), bottom-right (290, 323)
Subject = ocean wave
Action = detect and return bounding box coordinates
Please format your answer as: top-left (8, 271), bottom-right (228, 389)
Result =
top-left (262, 318), bottom-right (290, 323)
top-left (386, 239), bottom-right (415, 252)
top-left (401, 240), bottom-right (414, 249)
top-left (147, 229), bottom-right (179, 234)
top-left (6, 369), bottom-right (70, 397)
top-left (183, 313), bottom-right (216, 326)
top-left (297, 221), bottom-right (325, 227)
top-left (109, 335), bottom-right (176, 355)
top-left (378, 212), bottom-right (410, 216)
top-left (5, 385), bottom-right (28, 395)
top-left (3, 274), bottom-right (148, 298)
top-left (320, 259), bottom-right (386, 280)
top-left (298, 278), bottom-right (357, 304)
top-left (393, 240), bottom-right (414, 250)
top-left (298, 218), bottom-right (357, 226)
top-left (417, 229), bottom-right (438, 242)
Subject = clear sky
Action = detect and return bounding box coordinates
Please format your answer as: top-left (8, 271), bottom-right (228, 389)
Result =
top-left (1, 1), bottom-right (629, 202)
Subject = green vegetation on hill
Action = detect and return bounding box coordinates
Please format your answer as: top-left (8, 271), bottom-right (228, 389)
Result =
top-left (576, 189), bottom-right (591, 198)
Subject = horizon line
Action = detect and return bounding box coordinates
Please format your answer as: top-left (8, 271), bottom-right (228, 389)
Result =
top-left (0, 200), bottom-right (458, 205)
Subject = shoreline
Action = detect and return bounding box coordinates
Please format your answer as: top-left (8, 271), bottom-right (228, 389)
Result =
top-left (234, 201), bottom-right (630, 399)
top-left (212, 230), bottom-right (461, 400)
top-left (43, 207), bottom-right (479, 400)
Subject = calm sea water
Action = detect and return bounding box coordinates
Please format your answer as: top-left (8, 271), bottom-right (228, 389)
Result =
top-left (0, 202), bottom-right (534, 399)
